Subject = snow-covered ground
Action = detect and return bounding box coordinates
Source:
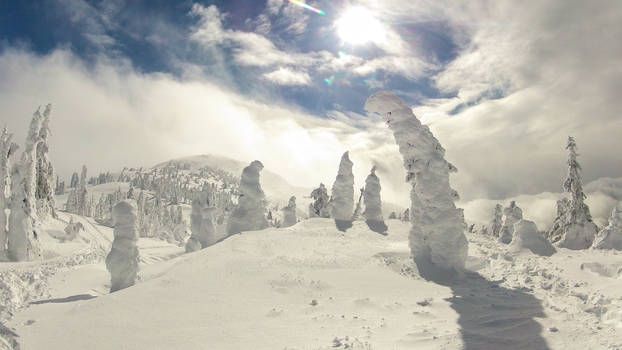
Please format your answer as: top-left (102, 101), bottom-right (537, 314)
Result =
top-left (4, 219), bottom-right (621, 349)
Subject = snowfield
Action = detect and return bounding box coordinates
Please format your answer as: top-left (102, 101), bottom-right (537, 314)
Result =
top-left (5, 219), bottom-right (621, 350)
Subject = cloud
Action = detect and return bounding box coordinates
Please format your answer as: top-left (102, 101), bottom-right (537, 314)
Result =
top-left (263, 67), bottom-right (311, 86)
top-left (0, 47), bottom-right (412, 207)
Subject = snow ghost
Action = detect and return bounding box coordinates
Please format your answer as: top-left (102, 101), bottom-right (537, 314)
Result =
top-left (592, 202), bottom-right (622, 250)
top-left (281, 196), bottom-right (297, 228)
top-left (330, 151), bottom-right (354, 231)
top-left (489, 204), bottom-right (503, 237)
top-left (309, 183), bottom-right (330, 218)
top-left (499, 201), bottom-right (523, 244)
top-left (365, 91), bottom-right (467, 279)
top-left (509, 220), bottom-right (556, 256)
top-left (363, 166), bottom-right (387, 234)
top-left (186, 198), bottom-right (217, 252)
top-left (227, 160), bottom-right (269, 235)
top-left (106, 200), bottom-right (140, 292)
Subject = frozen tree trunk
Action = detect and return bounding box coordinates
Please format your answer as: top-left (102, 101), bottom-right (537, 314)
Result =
top-left (489, 204), bottom-right (503, 237)
top-left (281, 196), bottom-right (297, 228)
top-left (499, 201), bottom-right (523, 244)
top-left (227, 160), bottom-right (269, 235)
top-left (592, 202), bottom-right (622, 250)
top-left (365, 91), bottom-right (467, 279)
top-left (330, 152), bottom-right (354, 230)
top-left (363, 166), bottom-right (387, 234)
top-left (552, 137), bottom-right (598, 249)
top-left (509, 220), bottom-right (556, 256)
top-left (351, 187), bottom-right (364, 221)
top-left (106, 200), bottom-right (139, 292)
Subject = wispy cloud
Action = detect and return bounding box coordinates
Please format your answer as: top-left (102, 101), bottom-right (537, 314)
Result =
top-left (263, 67), bottom-right (311, 86)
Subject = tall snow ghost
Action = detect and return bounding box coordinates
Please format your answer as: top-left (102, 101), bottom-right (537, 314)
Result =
top-left (309, 183), bottom-right (330, 218)
top-left (592, 202), bottom-right (622, 250)
top-left (365, 91), bottom-right (467, 279)
top-left (499, 201), bottom-right (523, 244)
top-left (330, 151), bottom-right (354, 231)
top-left (6, 106), bottom-right (51, 261)
top-left (548, 137), bottom-right (597, 249)
top-left (363, 166), bottom-right (387, 234)
top-left (106, 200), bottom-right (140, 292)
top-left (227, 160), bottom-right (269, 235)
top-left (281, 196), bottom-right (297, 228)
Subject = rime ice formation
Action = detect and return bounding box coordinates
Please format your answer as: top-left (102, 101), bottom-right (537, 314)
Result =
top-left (227, 160), bottom-right (269, 235)
top-left (499, 201), bottom-right (523, 244)
top-left (34, 105), bottom-right (56, 218)
top-left (185, 197), bottom-right (218, 252)
top-left (281, 196), bottom-right (297, 228)
top-left (0, 127), bottom-right (16, 259)
top-left (106, 200), bottom-right (140, 292)
top-left (547, 137), bottom-right (597, 249)
top-left (509, 220), bottom-right (556, 256)
top-left (489, 204), bottom-right (503, 237)
top-left (64, 217), bottom-right (84, 241)
top-left (363, 166), bottom-right (387, 234)
top-left (592, 202), bottom-right (622, 250)
top-left (330, 152), bottom-right (355, 220)
top-left (309, 183), bottom-right (330, 218)
top-left (365, 91), bottom-right (467, 277)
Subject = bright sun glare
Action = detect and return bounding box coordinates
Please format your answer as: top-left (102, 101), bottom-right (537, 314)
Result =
top-left (336, 7), bottom-right (386, 45)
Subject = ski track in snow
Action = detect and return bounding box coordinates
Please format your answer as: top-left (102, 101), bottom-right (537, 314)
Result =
top-left (2, 219), bottom-right (621, 349)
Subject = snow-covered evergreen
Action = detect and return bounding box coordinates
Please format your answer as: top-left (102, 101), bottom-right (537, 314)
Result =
top-left (0, 127), bottom-right (17, 260)
top-left (330, 151), bottom-right (354, 221)
top-left (499, 201), bottom-right (523, 244)
top-left (363, 166), bottom-right (387, 234)
top-left (309, 183), bottom-right (330, 218)
top-left (365, 91), bottom-right (467, 277)
top-left (489, 204), bottom-right (503, 237)
top-left (185, 197), bottom-right (217, 252)
top-left (34, 106), bottom-right (56, 218)
top-left (548, 137), bottom-right (597, 249)
top-left (401, 208), bottom-right (410, 222)
top-left (281, 196), bottom-right (297, 228)
top-left (227, 160), bottom-right (269, 235)
top-left (592, 202), bottom-right (622, 250)
top-left (106, 200), bottom-right (140, 292)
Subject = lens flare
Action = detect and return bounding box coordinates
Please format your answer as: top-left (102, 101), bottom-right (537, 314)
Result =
top-left (287, 0), bottom-right (326, 15)
top-left (336, 7), bottom-right (386, 45)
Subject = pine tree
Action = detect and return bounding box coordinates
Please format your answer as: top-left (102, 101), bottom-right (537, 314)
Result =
top-left (34, 106), bottom-right (56, 218)
top-left (70, 172), bottom-right (79, 188)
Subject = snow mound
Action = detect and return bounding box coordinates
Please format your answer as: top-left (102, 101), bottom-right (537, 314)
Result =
top-left (509, 220), bottom-right (556, 256)
top-left (592, 202), bottom-right (622, 250)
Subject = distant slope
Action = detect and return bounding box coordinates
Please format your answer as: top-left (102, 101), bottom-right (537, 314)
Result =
top-left (154, 154), bottom-right (311, 205)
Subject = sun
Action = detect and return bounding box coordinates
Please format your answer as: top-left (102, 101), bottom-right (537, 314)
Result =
top-left (336, 7), bottom-right (386, 45)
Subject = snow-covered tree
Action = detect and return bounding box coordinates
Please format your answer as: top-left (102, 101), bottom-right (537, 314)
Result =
top-left (365, 91), bottom-right (467, 277)
top-left (5, 106), bottom-right (56, 261)
top-left (70, 172), bottom-right (79, 188)
top-left (330, 151), bottom-right (354, 221)
top-left (388, 212), bottom-right (397, 219)
top-left (185, 197), bottom-right (217, 252)
top-left (489, 204), bottom-right (503, 237)
top-left (548, 137), bottom-right (597, 249)
top-left (227, 160), bottom-right (269, 235)
top-left (55, 176), bottom-right (65, 195)
top-left (401, 208), bottom-right (410, 222)
top-left (592, 202), bottom-right (622, 250)
top-left (363, 166), bottom-right (387, 233)
top-left (34, 106), bottom-right (56, 218)
top-left (309, 183), bottom-right (330, 218)
top-left (281, 196), bottom-right (297, 228)
top-left (106, 200), bottom-right (140, 292)
top-left (499, 201), bottom-right (523, 244)
top-left (0, 127), bottom-right (17, 259)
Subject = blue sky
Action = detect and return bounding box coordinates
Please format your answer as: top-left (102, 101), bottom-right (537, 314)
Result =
top-left (0, 0), bottom-right (458, 114)
top-left (1, 0), bottom-right (621, 213)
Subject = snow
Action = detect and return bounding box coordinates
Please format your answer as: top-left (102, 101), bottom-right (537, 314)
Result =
top-left (593, 202), bottom-right (622, 250)
top-left (509, 219), bottom-right (556, 256)
top-left (365, 91), bottom-right (468, 278)
top-left (105, 200), bottom-right (139, 292)
top-left (2, 219), bottom-right (620, 349)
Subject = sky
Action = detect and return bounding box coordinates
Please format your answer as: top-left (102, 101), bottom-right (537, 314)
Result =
top-left (1, 0), bottom-right (622, 220)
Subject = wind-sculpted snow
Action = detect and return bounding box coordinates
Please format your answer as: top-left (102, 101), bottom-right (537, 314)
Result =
top-left (365, 91), bottom-right (467, 278)
top-left (227, 161), bottom-right (269, 235)
top-left (363, 166), bottom-right (387, 234)
top-left (106, 200), bottom-right (139, 292)
top-left (592, 202), bottom-right (622, 250)
top-left (330, 152), bottom-right (354, 222)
